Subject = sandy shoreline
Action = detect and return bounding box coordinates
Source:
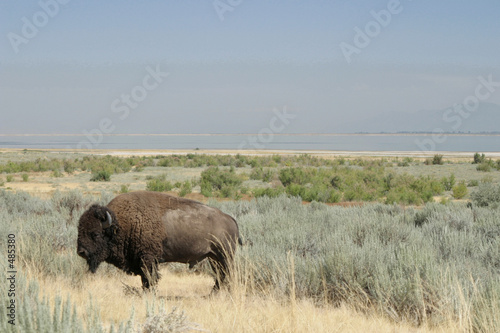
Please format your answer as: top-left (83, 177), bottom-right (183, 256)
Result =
top-left (1, 147), bottom-right (499, 159)
top-left (2, 133), bottom-right (500, 136)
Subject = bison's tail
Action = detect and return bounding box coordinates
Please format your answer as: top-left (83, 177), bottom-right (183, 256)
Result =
top-left (238, 237), bottom-right (243, 246)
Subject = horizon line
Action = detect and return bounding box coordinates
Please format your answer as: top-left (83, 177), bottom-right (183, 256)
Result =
top-left (1, 132), bottom-right (500, 137)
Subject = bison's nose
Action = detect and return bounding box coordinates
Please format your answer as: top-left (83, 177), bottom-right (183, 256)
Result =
top-left (77, 247), bottom-right (89, 259)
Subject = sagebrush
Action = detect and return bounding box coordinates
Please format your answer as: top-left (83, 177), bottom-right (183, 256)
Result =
top-left (1, 190), bottom-right (499, 331)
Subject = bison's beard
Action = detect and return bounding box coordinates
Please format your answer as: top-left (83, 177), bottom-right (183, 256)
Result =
top-left (87, 256), bottom-right (103, 273)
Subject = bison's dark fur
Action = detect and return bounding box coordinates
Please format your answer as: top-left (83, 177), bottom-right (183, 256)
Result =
top-left (77, 191), bottom-right (240, 290)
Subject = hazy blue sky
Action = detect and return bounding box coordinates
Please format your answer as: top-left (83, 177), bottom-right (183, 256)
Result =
top-left (1, 0), bottom-right (499, 134)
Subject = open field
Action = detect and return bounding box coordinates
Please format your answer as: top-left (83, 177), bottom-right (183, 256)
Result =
top-left (1, 149), bottom-right (500, 332)
top-left (1, 148), bottom-right (500, 204)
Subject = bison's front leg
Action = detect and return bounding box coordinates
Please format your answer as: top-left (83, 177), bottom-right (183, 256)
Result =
top-left (140, 256), bottom-right (160, 290)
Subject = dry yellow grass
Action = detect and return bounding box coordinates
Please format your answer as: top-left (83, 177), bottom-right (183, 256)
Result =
top-left (28, 264), bottom-right (461, 333)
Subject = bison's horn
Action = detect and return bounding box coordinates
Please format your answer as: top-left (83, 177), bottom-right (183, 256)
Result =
top-left (103, 211), bottom-right (113, 228)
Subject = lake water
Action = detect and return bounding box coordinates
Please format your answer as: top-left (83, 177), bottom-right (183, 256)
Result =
top-left (1, 134), bottom-right (499, 152)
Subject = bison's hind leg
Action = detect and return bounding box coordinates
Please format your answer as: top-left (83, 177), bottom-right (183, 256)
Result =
top-left (208, 248), bottom-right (235, 291)
top-left (208, 237), bottom-right (238, 292)
top-left (208, 257), bottom-right (227, 291)
top-left (140, 256), bottom-right (161, 291)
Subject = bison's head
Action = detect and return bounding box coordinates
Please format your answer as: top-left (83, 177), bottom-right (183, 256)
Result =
top-left (77, 204), bottom-right (116, 273)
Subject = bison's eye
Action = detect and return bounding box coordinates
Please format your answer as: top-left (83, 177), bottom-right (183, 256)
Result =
top-left (91, 232), bottom-right (101, 241)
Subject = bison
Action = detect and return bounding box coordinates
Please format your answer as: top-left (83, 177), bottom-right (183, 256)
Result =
top-left (77, 191), bottom-right (241, 290)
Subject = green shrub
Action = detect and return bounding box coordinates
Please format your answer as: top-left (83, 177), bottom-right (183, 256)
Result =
top-left (63, 161), bottom-right (76, 174)
top-left (279, 167), bottom-right (308, 187)
top-left (220, 184), bottom-right (240, 199)
top-left (178, 180), bottom-right (192, 197)
top-left (471, 183), bottom-right (500, 208)
top-left (476, 162), bottom-right (492, 172)
top-left (473, 152), bottom-right (486, 164)
top-left (275, 166), bottom-right (444, 204)
top-left (344, 189), bottom-right (357, 202)
top-left (330, 175), bottom-right (343, 189)
top-left (467, 179), bottom-right (479, 187)
top-left (452, 181), bottom-right (468, 199)
top-left (301, 186), bottom-right (321, 202)
top-left (413, 209), bottom-right (432, 227)
top-left (22, 173), bottom-right (29, 182)
top-left (429, 179), bottom-right (444, 194)
top-left (441, 174), bottom-right (456, 191)
top-left (200, 166), bottom-right (243, 197)
top-left (404, 157), bottom-right (414, 164)
top-left (285, 183), bottom-right (305, 197)
top-left (52, 169), bottom-right (63, 178)
top-left (481, 175), bottom-right (494, 183)
top-left (386, 188), bottom-right (420, 205)
top-left (6, 175), bottom-right (14, 182)
top-left (253, 187), bottom-right (286, 198)
top-left (146, 174), bottom-right (173, 192)
top-left (326, 190), bottom-right (342, 203)
top-left (250, 167), bottom-right (264, 180)
top-left (120, 184), bottom-right (130, 193)
top-left (432, 154), bottom-right (444, 165)
top-left (90, 170), bottom-right (111, 182)
top-left (262, 169), bottom-right (276, 182)
top-left (200, 180), bottom-right (213, 197)
top-left (396, 157), bottom-right (413, 167)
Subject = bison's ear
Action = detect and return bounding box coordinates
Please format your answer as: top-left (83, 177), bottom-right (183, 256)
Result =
top-left (90, 204), bottom-right (114, 229)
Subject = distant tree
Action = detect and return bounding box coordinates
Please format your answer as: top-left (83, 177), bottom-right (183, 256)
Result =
top-left (473, 153), bottom-right (486, 164)
top-left (432, 154), bottom-right (444, 165)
